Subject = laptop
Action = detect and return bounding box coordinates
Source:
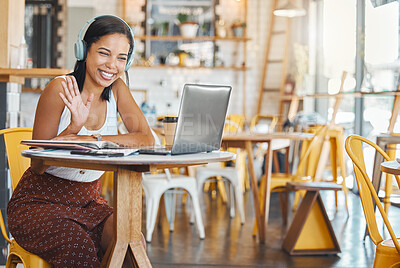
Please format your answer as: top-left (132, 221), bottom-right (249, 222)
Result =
top-left (139, 83), bottom-right (232, 155)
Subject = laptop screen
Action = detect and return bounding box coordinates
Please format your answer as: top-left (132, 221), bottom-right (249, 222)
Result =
top-left (171, 84), bottom-right (232, 155)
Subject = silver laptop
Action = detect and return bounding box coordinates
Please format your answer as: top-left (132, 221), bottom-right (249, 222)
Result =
top-left (139, 83), bottom-right (232, 155)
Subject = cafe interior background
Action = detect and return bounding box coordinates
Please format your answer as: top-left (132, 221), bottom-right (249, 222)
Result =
top-left (2, 0), bottom-right (400, 266)
top-left (8, 0), bottom-right (399, 140)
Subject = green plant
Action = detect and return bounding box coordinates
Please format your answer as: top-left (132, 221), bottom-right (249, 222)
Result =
top-left (231, 20), bottom-right (246, 28)
top-left (177, 12), bottom-right (197, 24)
top-left (173, 49), bottom-right (193, 57)
top-left (177, 13), bottom-right (189, 24)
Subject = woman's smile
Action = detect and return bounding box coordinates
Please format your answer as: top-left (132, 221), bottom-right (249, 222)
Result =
top-left (99, 70), bottom-right (116, 81)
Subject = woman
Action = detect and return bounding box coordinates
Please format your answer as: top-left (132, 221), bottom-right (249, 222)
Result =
top-left (7, 15), bottom-right (154, 267)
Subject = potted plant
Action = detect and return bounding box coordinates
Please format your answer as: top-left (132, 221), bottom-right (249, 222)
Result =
top-left (231, 20), bottom-right (246, 37)
top-left (173, 49), bottom-right (193, 66)
top-left (177, 12), bottom-right (199, 38)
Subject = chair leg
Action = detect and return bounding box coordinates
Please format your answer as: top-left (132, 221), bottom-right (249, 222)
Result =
top-left (336, 133), bottom-right (350, 215)
top-left (217, 176), bottom-right (228, 203)
top-left (235, 151), bottom-right (249, 192)
top-left (292, 190), bottom-right (305, 211)
top-left (164, 191), bottom-right (176, 232)
top-left (253, 174), bottom-right (266, 236)
top-left (329, 137), bottom-right (339, 211)
top-left (284, 147), bottom-right (290, 174)
top-left (146, 195), bottom-right (162, 243)
top-left (234, 182), bottom-right (245, 224)
top-left (186, 188), bottom-right (205, 239)
top-left (229, 182), bottom-right (236, 218)
top-left (273, 151), bottom-right (280, 172)
top-left (190, 174), bottom-right (208, 224)
top-left (278, 190), bottom-right (288, 225)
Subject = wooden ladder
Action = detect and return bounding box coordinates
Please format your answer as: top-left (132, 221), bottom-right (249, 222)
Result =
top-left (256, 0), bottom-right (291, 130)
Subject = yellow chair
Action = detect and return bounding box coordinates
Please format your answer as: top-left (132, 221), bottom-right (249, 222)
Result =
top-left (345, 134), bottom-right (400, 268)
top-left (0, 127), bottom-right (51, 268)
top-left (252, 125), bottom-right (329, 235)
top-left (249, 114), bottom-right (278, 133)
top-left (100, 171), bottom-right (114, 205)
top-left (250, 114), bottom-right (290, 174)
top-left (306, 124), bottom-right (349, 214)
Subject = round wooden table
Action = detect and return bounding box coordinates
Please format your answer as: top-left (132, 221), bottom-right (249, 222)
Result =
top-left (381, 160), bottom-right (400, 175)
top-left (22, 149), bottom-right (235, 267)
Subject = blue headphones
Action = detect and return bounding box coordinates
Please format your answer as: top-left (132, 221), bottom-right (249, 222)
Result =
top-left (74, 15), bottom-right (135, 71)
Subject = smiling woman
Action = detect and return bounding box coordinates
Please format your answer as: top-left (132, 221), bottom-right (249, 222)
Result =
top-left (7, 15), bottom-right (154, 268)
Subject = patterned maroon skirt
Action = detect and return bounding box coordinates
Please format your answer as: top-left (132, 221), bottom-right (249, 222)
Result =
top-left (7, 168), bottom-right (113, 267)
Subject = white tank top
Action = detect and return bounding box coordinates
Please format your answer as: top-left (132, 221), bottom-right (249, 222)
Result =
top-left (46, 77), bottom-right (118, 182)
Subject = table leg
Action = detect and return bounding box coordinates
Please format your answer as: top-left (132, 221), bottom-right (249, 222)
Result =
top-left (245, 141), bottom-right (263, 242)
top-left (364, 139), bottom-right (386, 240)
top-left (246, 140), bottom-right (272, 244)
top-left (102, 167), bottom-right (152, 268)
top-left (372, 138), bottom-right (385, 193)
top-left (261, 141), bottom-right (272, 236)
top-left (282, 190), bottom-right (341, 255)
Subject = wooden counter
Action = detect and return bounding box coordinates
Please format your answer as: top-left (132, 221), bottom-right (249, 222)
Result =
top-left (0, 68), bottom-right (71, 84)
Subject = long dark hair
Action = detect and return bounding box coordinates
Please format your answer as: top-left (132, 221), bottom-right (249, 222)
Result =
top-left (71, 16), bottom-right (134, 101)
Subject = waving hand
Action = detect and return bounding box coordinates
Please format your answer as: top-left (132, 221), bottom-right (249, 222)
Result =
top-left (58, 76), bottom-right (94, 132)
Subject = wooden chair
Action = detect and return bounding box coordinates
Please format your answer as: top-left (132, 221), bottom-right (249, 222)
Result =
top-left (345, 134), bottom-right (400, 268)
top-left (0, 127), bottom-right (51, 268)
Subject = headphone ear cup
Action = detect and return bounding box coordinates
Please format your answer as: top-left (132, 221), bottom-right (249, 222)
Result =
top-left (124, 38), bottom-right (135, 71)
top-left (74, 40), bottom-right (86, 61)
top-left (125, 54), bottom-right (133, 71)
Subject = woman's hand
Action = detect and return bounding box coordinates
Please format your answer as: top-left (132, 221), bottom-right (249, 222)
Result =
top-left (58, 76), bottom-right (94, 132)
top-left (51, 133), bottom-right (94, 141)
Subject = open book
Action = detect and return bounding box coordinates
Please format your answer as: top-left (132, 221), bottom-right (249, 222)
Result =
top-left (21, 139), bottom-right (121, 150)
top-left (21, 140), bottom-right (139, 157)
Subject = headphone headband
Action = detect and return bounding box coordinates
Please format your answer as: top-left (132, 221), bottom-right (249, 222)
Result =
top-left (74, 15), bottom-right (135, 71)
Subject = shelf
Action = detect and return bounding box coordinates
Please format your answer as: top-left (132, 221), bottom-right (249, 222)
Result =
top-left (0, 68), bottom-right (71, 84)
top-left (22, 87), bottom-right (43, 93)
top-left (134, 35), bottom-right (250, 42)
top-left (150, 0), bottom-right (212, 6)
top-left (277, 91), bottom-right (400, 101)
top-left (132, 64), bottom-right (248, 71)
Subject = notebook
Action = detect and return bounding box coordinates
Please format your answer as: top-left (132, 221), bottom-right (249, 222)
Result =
top-left (21, 139), bottom-right (120, 150)
top-left (139, 83), bottom-right (232, 155)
